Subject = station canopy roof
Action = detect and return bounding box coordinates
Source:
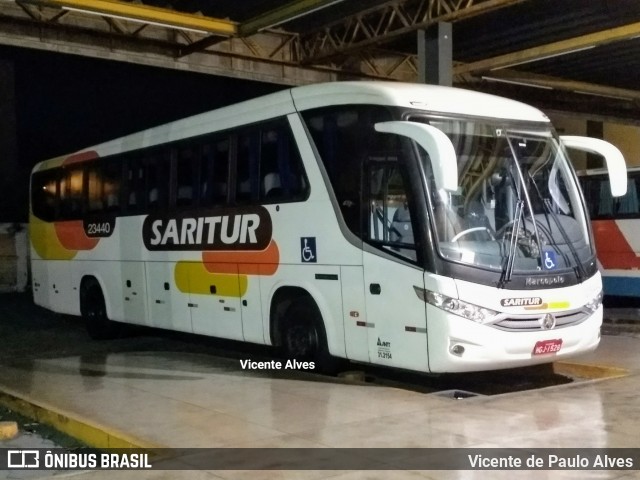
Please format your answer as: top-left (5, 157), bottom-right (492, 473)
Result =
top-left (6, 0), bottom-right (640, 120)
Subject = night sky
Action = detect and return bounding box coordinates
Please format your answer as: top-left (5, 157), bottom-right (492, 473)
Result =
top-left (0, 45), bottom-right (283, 221)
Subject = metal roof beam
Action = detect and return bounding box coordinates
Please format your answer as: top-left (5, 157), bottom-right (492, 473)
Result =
top-left (239, 0), bottom-right (345, 37)
top-left (0, 2), bottom-right (335, 86)
top-left (299, 0), bottom-right (526, 64)
top-left (30, 0), bottom-right (238, 36)
top-left (478, 69), bottom-right (640, 101)
top-left (455, 21), bottom-right (640, 75)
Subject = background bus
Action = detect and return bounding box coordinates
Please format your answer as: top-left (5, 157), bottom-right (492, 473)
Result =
top-left (30, 81), bottom-right (625, 374)
top-left (580, 167), bottom-right (640, 302)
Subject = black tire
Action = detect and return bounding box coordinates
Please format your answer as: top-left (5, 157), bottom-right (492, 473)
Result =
top-left (281, 296), bottom-right (338, 374)
top-left (81, 279), bottom-right (120, 340)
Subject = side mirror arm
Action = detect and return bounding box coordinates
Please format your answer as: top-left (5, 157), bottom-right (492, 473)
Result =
top-left (560, 135), bottom-right (627, 197)
top-left (375, 121), bottom-right (458, 192)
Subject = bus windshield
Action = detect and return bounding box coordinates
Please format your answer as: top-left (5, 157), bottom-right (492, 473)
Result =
top-left (412, 117), bottom-right (592, 275)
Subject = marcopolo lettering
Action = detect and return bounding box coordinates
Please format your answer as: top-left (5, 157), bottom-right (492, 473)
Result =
top-left (525, 275), bottom-right (566, 287)
top-left (500, 297), bottom-right (543, 307)
top-left (142, 206), bottom-right (272, 251)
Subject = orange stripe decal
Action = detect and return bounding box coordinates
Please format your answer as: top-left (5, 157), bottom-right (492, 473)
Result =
top-left (202, 241), bottom-right (280, 276)
top-left (54, 221), bottom-right (100, 250)
top-left (593, 220), bottom-right (640, 269)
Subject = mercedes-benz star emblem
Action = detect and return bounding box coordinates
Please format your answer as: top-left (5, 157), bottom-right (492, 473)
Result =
top-left (541, 313), bottom-right (556, 330)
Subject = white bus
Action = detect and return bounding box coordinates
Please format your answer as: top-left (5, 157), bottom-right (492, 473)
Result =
top-left (579, 167), bottom-right (640, 301)
top-left (30, 81), bottom-right (626, 373)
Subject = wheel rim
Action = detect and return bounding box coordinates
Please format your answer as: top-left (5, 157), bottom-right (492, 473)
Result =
top-left (286, 321), bottom-right (319, 359)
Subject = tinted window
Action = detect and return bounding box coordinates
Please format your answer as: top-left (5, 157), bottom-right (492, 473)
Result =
top-left (32, 170), bottom-right (58, 221)
top-left (302, 105), bottom-right (394, 238)
top-left (235, 120), bottom-right (308, 204)
top-left (582, 174), bottom-right (640, 219)
top-left (59, 167), bottom-right (84, 219)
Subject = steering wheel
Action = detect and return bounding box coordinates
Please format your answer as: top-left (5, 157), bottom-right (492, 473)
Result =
top-left (496, 221), bottom-right (539, 257)
top-left (451, 227), bottom-right (495, 242)
top-left (496, 220), bottom-right (517, 239)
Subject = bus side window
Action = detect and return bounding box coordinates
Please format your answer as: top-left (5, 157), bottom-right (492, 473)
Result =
top-left (236, 130), bottom-right (260, 203)
top-left (176, 146), bottom-right (198, 208)
top-left (32, 170), bottom-right (58, 221)
top-left (146, 154), bottom-right (169, 211)
top-left (260, 129), bottom-right (280, 199)
top-left (302, 105), bottom-right (394, 239)
top-left (213, 139), bottom-right (230, 203)
top-left (259, 124), bottom-right (308, 203)
top-left (102, 161), bottom-right (122, 213)
top-left (126, 158), bottom-right (145, 213)
top-left (617, 177), bottom-right (639, 215)
top-left (366, 161), bottom-right (416, 261)
top-left (87, 164), bottom-right (104, 213)
top-left (200, 137), bottom-right (230, 206)
top-left (59, 167), bottom-right (84, 219)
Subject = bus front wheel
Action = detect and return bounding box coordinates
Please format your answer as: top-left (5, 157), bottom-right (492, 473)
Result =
top-left (80, 279), bottom-right (120, 340)
top-left (281, 297), bottom-right (337, 374)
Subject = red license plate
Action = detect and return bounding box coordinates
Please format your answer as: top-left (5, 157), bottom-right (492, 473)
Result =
top-left (532, 339), bottom-right (563, 355)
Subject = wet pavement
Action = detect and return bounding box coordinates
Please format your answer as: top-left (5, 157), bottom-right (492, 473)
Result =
top-left (1, 293), bottom-right (640, 479)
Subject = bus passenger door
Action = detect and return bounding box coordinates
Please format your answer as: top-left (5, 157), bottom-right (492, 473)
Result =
top-left (362, 160), bottom-right (429, 372)
top-left (146, 260), bottom-right (192, 333)
top-left (363, 255), bottom-right (428, 371)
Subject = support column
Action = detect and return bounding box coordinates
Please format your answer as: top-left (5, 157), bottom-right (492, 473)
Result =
top-left (417, 22), bottom-right (452, 86)
top-left (586, 120), bottom-right (604, 169)
top-left (0, 58), bottom-right (19, 221)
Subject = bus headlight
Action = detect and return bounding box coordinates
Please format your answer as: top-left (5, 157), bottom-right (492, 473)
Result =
top-left (422, 290), bottom-right (498, 324)
top-left (585, 290), bottom-right (603, 313)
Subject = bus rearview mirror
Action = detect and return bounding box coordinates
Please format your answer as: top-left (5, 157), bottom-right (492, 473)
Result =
top-left (374, 121), bottom-right (459, 192)
top-left (560, 135), bottom-right (627, 197)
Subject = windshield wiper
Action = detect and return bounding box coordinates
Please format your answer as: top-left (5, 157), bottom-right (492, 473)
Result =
top-left (498, 199), bottom-right (524, 288)
top-left (542, 198), bottom-right (586, 281)
top-left (526, 170), bottom-right (586, 281)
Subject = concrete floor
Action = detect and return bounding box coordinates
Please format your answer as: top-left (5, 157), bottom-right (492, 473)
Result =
top-left (1, 293), bottom-right (640, 479)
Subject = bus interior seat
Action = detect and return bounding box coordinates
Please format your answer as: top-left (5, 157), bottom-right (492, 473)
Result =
top-left (177, 186), bottom-right (193, 206)
top-left (148, 188), bottom-right (158, 206)
top-left (263, 172), bottom-right (282, 198)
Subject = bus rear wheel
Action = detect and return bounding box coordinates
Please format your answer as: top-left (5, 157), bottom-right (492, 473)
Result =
top-left (281, 297), bottom-right (337, 374)
top-left (80, 279), bottom-right (120, 340)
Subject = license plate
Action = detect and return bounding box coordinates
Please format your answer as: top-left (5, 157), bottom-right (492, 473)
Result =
top-left (532, 339), bottom-right (563, 355)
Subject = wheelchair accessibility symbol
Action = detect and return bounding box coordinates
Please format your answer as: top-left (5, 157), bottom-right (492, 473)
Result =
top-left (301, 237), bottom-right (317, 263)
top-left (543, 250), bottom-right (557, 270)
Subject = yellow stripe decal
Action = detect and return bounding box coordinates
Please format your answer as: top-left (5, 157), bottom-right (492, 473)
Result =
top-left (175, 261), bottom-right (248, 297)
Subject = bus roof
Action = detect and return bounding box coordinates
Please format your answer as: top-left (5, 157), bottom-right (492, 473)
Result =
top-left (35, 81), bottom-right (550, 171)
top-left (291, 81), bottom-right (550, 123)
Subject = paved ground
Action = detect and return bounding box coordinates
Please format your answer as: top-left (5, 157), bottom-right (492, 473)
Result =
top-left (1, 293), bottom-right (640, 479)
top-left (0, 293), bottom-right (600, 396)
